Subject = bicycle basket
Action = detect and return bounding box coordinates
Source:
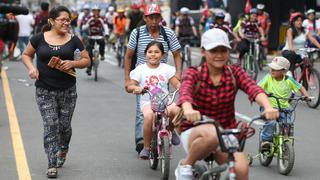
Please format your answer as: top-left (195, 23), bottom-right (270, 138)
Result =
top-left (150, 92), bottom-right (169, 112)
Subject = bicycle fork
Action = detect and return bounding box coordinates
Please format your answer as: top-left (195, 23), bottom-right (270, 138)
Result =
top-left (157, 117), bottom-right (172, 160)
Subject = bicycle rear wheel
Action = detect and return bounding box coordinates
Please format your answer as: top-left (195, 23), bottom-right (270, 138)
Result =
top-left (160, 136), bottom-right (170, 180)
top-left (306, 68), bottom-right (320, 108)
top-left (278, 141), bottom-right (295, 175)
top-left (149, 131), bottom-right (158, 170)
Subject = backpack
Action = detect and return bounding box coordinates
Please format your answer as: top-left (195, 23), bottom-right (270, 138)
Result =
top-left (178, 17), bottom-right (193, 36)
top-left (130, 26), bottom-right (170, 70)
top-left (35, 15), bottom-right (48, 33)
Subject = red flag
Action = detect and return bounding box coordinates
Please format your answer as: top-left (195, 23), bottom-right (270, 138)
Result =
top-left (244, 0), bottom-right (252, 14)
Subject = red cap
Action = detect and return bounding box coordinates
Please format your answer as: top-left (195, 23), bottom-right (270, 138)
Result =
top-left (144, 4), bottom-right (161, 16)
top-left (130, 4), bottom-right (141, 10)
top-left (290, 12), bottom-right (303, 23)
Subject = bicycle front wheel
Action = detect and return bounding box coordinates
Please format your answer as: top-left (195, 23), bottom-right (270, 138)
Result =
top-left (185, 46), bottom-right (192, 67)
top-left (306, 68), bottom-right (320, 108)
top-left (149, 131), bottom-right (158, 170)
top-left (160, 136), bottom-right (170, 180)
top-left (245, 54), bottom-right (258, 81)
top-left (278, 141), bottom-right (295, 175)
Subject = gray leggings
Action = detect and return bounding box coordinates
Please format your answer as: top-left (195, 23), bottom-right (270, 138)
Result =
top-left (35, 85), bottom-right (77, 168)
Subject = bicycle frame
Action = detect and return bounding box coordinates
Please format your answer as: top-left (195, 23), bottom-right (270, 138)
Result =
top-left (179, 37), bottom-right (193, 67)
top-left (194, 115), bottom-right (259, 180)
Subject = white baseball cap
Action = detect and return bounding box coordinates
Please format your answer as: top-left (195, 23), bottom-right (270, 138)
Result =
top-left (201, 28), bottom-right (231, 50)
top-left (268, 56), bottom-right (290, 70)
top-left (306, 9), bottom-right (315, 15)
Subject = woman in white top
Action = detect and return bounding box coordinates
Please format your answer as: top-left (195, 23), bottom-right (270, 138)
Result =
top-left (282, 12), bottom-right (320, 73)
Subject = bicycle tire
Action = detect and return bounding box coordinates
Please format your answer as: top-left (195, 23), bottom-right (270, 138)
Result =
top-left (186, 46), bottom-right (192, 67)
top-left (245, 54), bottom-right (258, 81)
top-left (278, 141), bottom-right (295, 175)
top-left (259, 133), bottom-right (273, 167)
top-left (193, 163), bottom-right (207, 180)
top-left (94, 61), bottom-right (98, 81)
top-left (160, 136), bottom-right (170, 180)
top-left (149, 131), bottom-right (158, 170)
top-left (306, 68), bottom-right (320, 108)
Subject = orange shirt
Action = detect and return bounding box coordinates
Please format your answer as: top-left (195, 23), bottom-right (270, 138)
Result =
top-left (114, 16), bottom-right (127, 35)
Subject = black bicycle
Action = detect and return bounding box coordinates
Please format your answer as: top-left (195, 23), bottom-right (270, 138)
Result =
top-left (179, 37), bottom-right (193, 68)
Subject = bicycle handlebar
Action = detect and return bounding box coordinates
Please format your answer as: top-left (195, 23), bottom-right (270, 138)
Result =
top-left (267, 93), bottom-right (313, 111)
top-left (141, 87), bottom-right (179, 108)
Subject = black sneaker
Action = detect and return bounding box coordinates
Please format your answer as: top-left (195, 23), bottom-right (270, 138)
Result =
top-left (136, 143), bottom-right (144, 154)
top-left (100, 56), bottom-right (105, 61)
top-left (86, 69), bottom-right (92, 76)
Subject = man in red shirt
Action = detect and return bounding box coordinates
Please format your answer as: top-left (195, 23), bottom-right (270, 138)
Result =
top-left (174, 28), bottom-right (278, 180)
top-left (257, 4), bottom-right (271, 60)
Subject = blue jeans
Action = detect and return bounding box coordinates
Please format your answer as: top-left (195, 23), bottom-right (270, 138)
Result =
top-left (260, 107), bottom-right (293, 142)
top-left (18, 36), bottom-right (29, 55)
top-left (135, 95), bottom-right (144, 145)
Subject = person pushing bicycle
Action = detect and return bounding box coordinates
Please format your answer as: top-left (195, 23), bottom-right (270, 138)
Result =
top-left (126, 41), bottom-right (181, 159)
top-left (258, 56), bottom-right (310, 151)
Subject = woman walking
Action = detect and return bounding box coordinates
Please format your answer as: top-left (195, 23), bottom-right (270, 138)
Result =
top-left (21, 6), bottom-right (90, 178)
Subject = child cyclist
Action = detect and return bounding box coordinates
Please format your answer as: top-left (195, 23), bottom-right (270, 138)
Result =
top-left (126, 41), bottom-right (181, 159)
top-left (258, 56), bottom-right (309, 150)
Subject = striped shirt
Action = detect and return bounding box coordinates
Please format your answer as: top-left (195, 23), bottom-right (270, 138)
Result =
top-left (127, 25), bottom-right (181, 66)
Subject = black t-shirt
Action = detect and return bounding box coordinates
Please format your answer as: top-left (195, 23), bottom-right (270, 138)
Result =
top-left (30, 33), bottom-right (84, 90)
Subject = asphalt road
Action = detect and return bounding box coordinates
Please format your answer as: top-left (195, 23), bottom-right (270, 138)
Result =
top-left (1, 48), bottom-right (320, 180)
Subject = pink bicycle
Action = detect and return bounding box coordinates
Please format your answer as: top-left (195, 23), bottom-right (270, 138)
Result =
top-left (142, 88), bottom-right (179, 180)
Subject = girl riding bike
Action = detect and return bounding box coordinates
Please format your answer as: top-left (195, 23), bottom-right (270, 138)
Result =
top-left (126, 41), bottom-right (181, 159)
top-left (175, 28), bottom-right (278, 180)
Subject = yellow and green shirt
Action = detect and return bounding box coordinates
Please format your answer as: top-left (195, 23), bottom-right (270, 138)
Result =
top-left (258, 75), bottom-right (302, 108)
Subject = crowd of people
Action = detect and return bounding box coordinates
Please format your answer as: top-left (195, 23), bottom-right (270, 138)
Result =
top-left (0, 1), bottom-right (319, 180)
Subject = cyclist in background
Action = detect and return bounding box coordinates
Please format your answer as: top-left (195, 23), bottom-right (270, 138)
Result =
top-left (175, 7), bottom-right (198, 39)
top-left (237, 8), bottom-right (265, 64)
top-left (303, 9), bottom-right (320, 48)
top-left (77, 4), bottom-right (91, 43)
top-left (83, 5), bottom-right (108, 75)
top-left (282, 12), bottom-right (320, 74)
top-left (258, 56), bottom-right (309, 150)
top-left (256, 4), bottom-right (271, 62)
top-left (211, 12), bottom-right (241, 43)
top-left (113, 8), bottom-right (127, 38)
top-left (126, 3), bottom-right (145, 38)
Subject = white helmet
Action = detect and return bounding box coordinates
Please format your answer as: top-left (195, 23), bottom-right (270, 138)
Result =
top-left (306, 9), bottom-right (315, 15)
top-left (256, 4), bottom-right (265, 10)
top-left (83, 4), bottom-right (90, 10)
top-left (92, 5), bottom-right (101, 11)
top-left (180, 7), bottom-right (189, 15)
top-left (108, 6), bottom-right (115, 12)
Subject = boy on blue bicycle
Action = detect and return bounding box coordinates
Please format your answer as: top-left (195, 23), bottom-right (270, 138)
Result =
top-left (126, 41), bottom-right (181, 159)
top-left (258, 56), bottom-right (309, 150)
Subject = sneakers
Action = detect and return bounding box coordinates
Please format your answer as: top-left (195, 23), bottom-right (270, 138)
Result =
top-left (86, 69), bottom-right (92, 76)
top-left (175, 162), bottom-right (194, 180)
top-left (260, 141), bottom-right (272, 152)
top-left (100, 56), bottom-right (105, 61)
top-left (172, 131), bottom-right (180, 145)
top-left (136, 142), bottom-right (144, 154)
top-left (139, 148), bottom-right (150, 160)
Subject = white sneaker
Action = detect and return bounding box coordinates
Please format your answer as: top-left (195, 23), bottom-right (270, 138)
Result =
top-left (175, 162), bottom-right (194, 180)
